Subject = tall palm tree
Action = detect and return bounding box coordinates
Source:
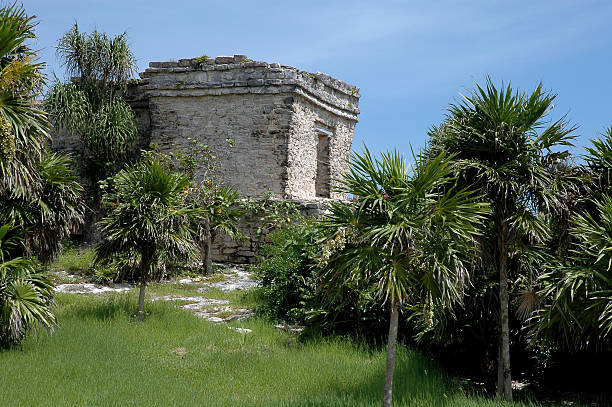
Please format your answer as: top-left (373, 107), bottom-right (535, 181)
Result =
top-left (0, 4), bottom-right (70, 347)
top-left (428, 78), bottom-right (575, 401)
top-left (95, 154), bottom-right (202, 319)
top-left (321, 147), bottom-right (487, 407)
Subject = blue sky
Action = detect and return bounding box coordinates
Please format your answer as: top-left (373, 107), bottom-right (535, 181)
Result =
top-left (23, 0), bottom-right (612, 157)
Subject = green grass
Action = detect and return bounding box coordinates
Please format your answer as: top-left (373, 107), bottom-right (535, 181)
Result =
top-left (0, 292), bottom-right (543, 407)
top-left (49, 247), bottom-right (94, 273)
top-left (46, 247), bottom-right (94, 282)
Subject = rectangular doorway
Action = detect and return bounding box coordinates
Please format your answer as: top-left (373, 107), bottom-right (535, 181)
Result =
top-left (315, 127), bottom-right (331, 198)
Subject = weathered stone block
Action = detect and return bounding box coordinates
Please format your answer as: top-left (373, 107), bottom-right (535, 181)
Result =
top-left (215, 56), bottom-right (234, 64)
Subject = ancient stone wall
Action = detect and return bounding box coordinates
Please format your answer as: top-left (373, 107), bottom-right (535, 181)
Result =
top-left (136, 55), bottom-right (360, 200)
top-left (146, 93), bottom-right (293, 196)
top-left (211, 199), bottom-right (330, 264)
top-left (286, 100), bottom-right (355, 199)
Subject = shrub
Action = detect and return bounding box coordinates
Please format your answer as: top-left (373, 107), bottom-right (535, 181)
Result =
top-left (252, 218), bottom-right (390, 341)
top-left (253, 219), bottom-right (319, 324)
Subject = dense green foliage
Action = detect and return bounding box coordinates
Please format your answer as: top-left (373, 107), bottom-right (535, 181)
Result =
top-left (254, 220), bottom-right (394, 339)
top-left (1, 150), bottom-right (84, 263)
top-left (0, 224), bottom-right (55, 347)
top-left (254, 220), bottom-right (320, 324)
top-left (0, 4), bottom-right (83, 346)
top-left (532, 127), bottom-right (612, 350)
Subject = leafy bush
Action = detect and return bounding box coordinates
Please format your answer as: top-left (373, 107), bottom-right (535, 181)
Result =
top-left (254, 219), bottom-right (319, 324)
top-left (252, 218), bottom-right (390, 340)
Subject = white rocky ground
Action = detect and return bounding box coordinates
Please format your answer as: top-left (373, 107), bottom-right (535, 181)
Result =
top-left (55, 283), bottom-right (131, 294)
top-left (53, 264), bottom-right (257, 327)
top-left (152, 295), bottom-right (253, 323)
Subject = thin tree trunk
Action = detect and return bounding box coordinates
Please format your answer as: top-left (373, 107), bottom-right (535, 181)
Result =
top-left (137, 283), bottom-right (146, 321)
top-left (137, 247), bottom-right (153, 321)
top-left (383, 300), bottom-right (400, 407)
top-left (200, 218), bottom-right (213, 275)
top-left (497, 330), bottom-right (504, 397)
top-left (496, 225), bottom-right (513, 402)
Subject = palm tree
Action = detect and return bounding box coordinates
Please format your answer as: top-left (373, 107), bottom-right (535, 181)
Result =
top-left (0, 4), bottom-right (65, 347)
top-left (532, 126), bottom-right (612, 349)
top-left (1, 151), bottom-right (84, 263)
top-left (427, 78), bottom-right (575, 401)
top-left (0, 3), bottom-right (49, 199)
top-left (320, 147), bottom-right (487, 407)
top-left (532, 196), bottom-right (612, 349)
top-left (45, 23), bottom-right (137, 163)
top-left (0, 223), bottom-right (56, 347)
top-left (95, 154), bottom-right (202, 319)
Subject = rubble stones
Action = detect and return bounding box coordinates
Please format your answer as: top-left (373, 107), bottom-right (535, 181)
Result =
top-left (54, 283), bottom-right (131, 294)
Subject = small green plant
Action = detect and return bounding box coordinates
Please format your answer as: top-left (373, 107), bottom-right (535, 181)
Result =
top-left (195, 55), bottom-right (210, 64)
top-left (91, 264), bottom-right (117, 283)
top-left (348, 103), bottom-right (354, 109)
top-left (240, 192), bottom-right (301, 237)
top-left (95, 153), bottom-right (203, 319)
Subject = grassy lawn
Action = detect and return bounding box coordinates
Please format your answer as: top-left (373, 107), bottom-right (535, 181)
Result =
top-left (0, 290), bottom-right (543, 407)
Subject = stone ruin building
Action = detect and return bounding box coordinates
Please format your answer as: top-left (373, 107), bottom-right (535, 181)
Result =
top-left (54, 54), bottom-right (361, 262)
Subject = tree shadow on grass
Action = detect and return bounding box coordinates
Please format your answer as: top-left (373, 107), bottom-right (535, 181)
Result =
top-left (59, 294), bottom-right (135, 320)
top-left (289, 347), bottom-right (458, 407)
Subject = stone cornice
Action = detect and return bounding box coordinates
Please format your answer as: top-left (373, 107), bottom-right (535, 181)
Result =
top-left (138, 55), bottom-right (360, 122)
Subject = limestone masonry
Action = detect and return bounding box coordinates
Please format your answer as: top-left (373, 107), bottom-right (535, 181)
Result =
top-left (129, 54), bottom-right (360, 200)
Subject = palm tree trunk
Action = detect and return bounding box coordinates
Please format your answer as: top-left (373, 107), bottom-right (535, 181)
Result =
top-left (137, 283), bottom-right (146, 321)
top-left (200, 218), bottom-right (213, 275)
top-left (496, 227), bottom-right (513, 402)
top-left (137, 247), bottom-right (153, 321)
top-left (383, 300), bottom-right (400, 407)
top-left (496, 332), bottom-right (504, 397)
